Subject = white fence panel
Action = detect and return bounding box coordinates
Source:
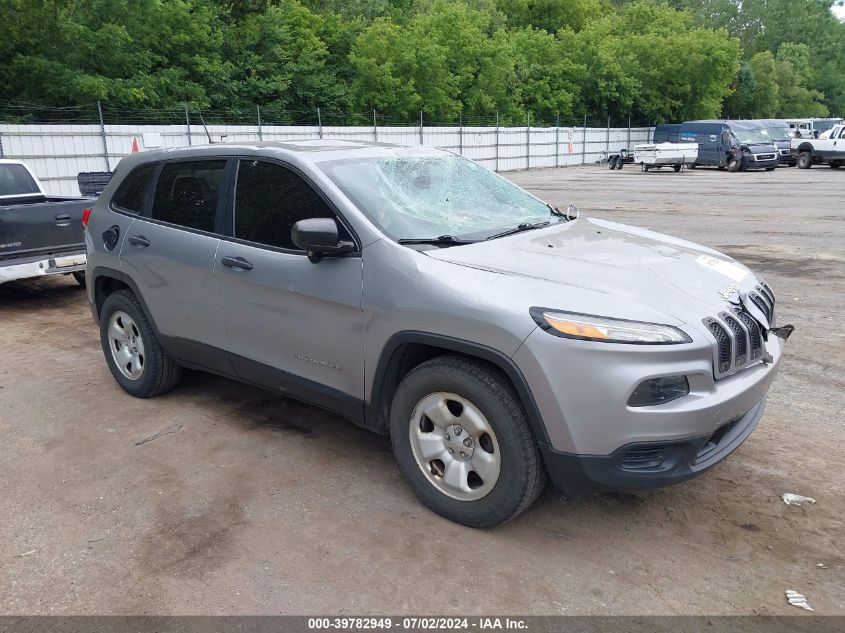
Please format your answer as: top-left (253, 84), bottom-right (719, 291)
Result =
top-left (0, 123), bottom-right (654, 196)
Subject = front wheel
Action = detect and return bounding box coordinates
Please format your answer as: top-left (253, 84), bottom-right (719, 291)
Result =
top-left (727, 156), bottom-right (742, 172)
top-left (641, 163), bottom-right (649, 172)
top-left (607, 157), bottom-right (616, 170)
top-left (99, 290), bottom-right (182, 398)
top-left (797, 152), bottom-right (812, 169)
top-left (389, 357), bottom-right (546, 527)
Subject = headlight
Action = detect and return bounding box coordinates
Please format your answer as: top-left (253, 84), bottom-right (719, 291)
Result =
top-left (530, 308), bottom-right (691, 344)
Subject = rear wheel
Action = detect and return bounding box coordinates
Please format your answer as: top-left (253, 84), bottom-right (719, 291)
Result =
top-left (797, 151), bottom-right (812, 169)
top-left (830, 162), bottom-right (841, 169)
top-left (641, 163), bottom-right (649, 172)
top-left (389, 356), bottom-right (546, 527)
top-left (607, 157), bottom-right (616, 170)
top-left (686, 163), bottom-right (697, 169)
top-left (99, 290), bottom-right (182, 397)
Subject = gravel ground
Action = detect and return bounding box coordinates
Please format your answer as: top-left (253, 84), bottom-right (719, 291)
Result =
top-left (0, 164), bottom-right (842, 616)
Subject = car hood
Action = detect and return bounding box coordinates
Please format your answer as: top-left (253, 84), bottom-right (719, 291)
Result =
top-left (425, 217), bottom-right (766, 326)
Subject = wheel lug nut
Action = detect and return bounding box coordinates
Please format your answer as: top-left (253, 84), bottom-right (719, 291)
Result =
top-left (463, 438), bottom-right (472, 447)
top-left (454, 427), bottom-right (462, 436)
top-left (448, 448), bottom-right (454, 454)
top-left (445, 434), bottom-right (450, 441)
top-left (460, 452), bottom-right (467, 458)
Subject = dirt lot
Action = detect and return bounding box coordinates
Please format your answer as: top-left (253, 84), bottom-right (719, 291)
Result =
top-left (1, 165), bottom-right (843, 616)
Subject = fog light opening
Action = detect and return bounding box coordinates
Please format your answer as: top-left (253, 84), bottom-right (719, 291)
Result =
top-left (628, 376), bottom-right (690, 407)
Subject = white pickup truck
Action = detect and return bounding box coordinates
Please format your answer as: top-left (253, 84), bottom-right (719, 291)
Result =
top-left (791, 124), bottom-right (845, 169)
top-left (0, 160), bottom-right (91, 285)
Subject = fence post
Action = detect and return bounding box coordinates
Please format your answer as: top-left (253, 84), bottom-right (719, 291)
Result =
top-left (185, 103), bottom-right (191, 146)
top-left (606, 115), bottom-right (610, 156)
top-left (582, 115), bottom-right (587, 165)
top-left (526, 112), bottom-right (530, 170)
top-left (419, 110), bottom-right (424, 145)
top-left (373, 109), bottom-right (377, 142)
top-left (627, 116), bottom-right (631, 150)
top-left (555, 114), bottom-right (560, 168)
top-left (256, 105), bottom-right (262, 141)
top-left (459, 111), bottom-right (463, 155)
top-left (317, 107), bottom-right (323, 139)
top-left (495, 111), bottom-right (500, 172)
top-left (97, 101), bottom-right (110, 170)
top-left (0, 133), bottom-right (4, 159)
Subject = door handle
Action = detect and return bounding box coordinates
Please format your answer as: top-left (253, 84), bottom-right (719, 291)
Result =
top-left (221, 256), bottom-right (254, 271)
top-left (128, 235), bottom-right (150, 247)
top-left (55, 213), bottom-right (71, 221)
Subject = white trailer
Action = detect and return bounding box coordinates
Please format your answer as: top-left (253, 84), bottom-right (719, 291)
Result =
top-left (634, 143), bottom-right (699, 172)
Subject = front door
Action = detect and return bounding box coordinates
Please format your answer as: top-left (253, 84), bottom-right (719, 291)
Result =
top-left (119, 159), bottom-right (230, 372)
top-left (214, 159), bottom-right (364, 416)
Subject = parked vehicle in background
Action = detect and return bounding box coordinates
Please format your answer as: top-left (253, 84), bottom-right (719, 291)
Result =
top-left (634, 142), bottom-right (699, 171)
top-left (606, 149), bottom-right (636, 170)
top-left (786, 118), bottom-right (843, 139)
top-left (791, 124), bottom-right (845, 168)
top-left (654, 121), bottom-right (778, 171)
top-left (84, 140), bottom-right (789, 527)
top-left (754, 119), bottom-right (795, 166)
top-left (0, 160), bottom-right (90, 286)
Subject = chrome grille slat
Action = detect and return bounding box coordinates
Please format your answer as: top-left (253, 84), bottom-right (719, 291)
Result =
top-left (704, 284), bottom-right (775, 379)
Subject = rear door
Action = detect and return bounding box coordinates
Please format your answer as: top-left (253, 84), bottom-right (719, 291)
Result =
top-left (118, 159), bottom-right (231, 372)
top-left (0, 163), bottom-right (85, 260)
top-left (214, 158), bottom-right (364, 413)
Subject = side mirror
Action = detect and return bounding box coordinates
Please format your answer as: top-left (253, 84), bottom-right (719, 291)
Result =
top-left (291, 218), bottom-right (354, 263)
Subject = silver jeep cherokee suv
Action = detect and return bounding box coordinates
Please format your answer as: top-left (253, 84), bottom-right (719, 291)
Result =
top-left (84, 140), bottom-right (791, 527)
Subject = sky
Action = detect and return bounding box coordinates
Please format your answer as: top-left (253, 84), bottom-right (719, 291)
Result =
top-left (834, 3), bottom-right (845, 19)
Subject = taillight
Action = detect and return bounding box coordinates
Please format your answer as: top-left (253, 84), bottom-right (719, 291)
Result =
top-left (82, 208), bottom-right (92, 226)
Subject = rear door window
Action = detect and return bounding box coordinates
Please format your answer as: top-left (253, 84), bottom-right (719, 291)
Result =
top-left (151, 160), bottom-right (227, 233)
top-left (111, 163), bottom-right (158, 214)
top-left (0, 163), bottom-right (40, 196)
top-left (233, 160), bottom-right (338, 250)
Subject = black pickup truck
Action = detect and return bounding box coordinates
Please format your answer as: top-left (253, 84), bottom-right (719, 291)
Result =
top-left (0, 160), bottom-right (92, 286)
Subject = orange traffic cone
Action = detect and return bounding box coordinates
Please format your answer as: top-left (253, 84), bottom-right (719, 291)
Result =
top-left (130, 137), bottom-right (140, 153)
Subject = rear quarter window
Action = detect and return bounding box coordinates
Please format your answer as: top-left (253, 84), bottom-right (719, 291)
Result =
top-left (0, 163), bottom-right (40, 196)
top-left (111, 163), bottom-right (158, 214)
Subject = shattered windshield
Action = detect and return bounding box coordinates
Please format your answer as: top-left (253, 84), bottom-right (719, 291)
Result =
top-left (766, 127), bottom-right (792, 142)
top-left (317, 155), bottom-right (554, 241)
top-left (733, 128), bottom-right (772, 145)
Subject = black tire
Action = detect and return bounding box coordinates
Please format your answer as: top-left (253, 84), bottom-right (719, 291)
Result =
top-left (607, 157), bottom-right (616, 170)
top-left (673, 164), bottom-right (682, 172)
top-left (389, 356), bottom-right (547, 528)
top-left (99, 289), bottom-right (182, 398)
top-left (616, 159), bottom-right (624, 170)
top-left (72, 271), bottom-right (86, 287)
top-left (797, 152), bottom-right (812, 169)
top-left (641, 163), bottom-right (649, 172)
top-left (726, 156), bottom-right (741, 172)
top-left (765, 167), bottom-right (776, 171)
top-left (687, 163), bottom-right (697, 169)
top-left (830, 162), bottom-right (841, 169)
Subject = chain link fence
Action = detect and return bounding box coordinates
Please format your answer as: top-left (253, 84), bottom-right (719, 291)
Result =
top-left (0, 102), bottom-right (654, 196)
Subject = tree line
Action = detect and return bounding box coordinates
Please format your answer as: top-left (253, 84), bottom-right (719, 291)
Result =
top-left (1, 0), bottom-right (843, 125)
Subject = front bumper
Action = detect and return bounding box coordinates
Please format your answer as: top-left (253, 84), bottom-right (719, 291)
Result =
top-left (539, 398), bottom-right (765, 497)
top-left (0, 251), bottom-right (86, 285)
top-left (742, 154), bottom-right (779, 169)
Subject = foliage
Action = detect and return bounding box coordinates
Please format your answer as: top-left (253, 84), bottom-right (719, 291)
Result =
top-left (0, 0), bottom-right (842, 123)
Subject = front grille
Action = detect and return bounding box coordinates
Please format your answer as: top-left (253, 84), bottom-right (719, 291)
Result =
top-left (620, 445), bottom-right (669, 470)
top-left (703, 285), bottom-right (774, 378)
top-left (757, 154), bottom-right (776, 160)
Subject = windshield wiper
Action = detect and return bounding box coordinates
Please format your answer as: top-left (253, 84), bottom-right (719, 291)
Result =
top-left (484, 221), bottom-right (551, 241)
top-left (397, 235), bottom-right (478, 246)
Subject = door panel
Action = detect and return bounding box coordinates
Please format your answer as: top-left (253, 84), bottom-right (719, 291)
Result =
top-left (215, 158), bottom-right (365, 405)
top-left (118, 159), bottom-right (230, 372)
top-left (215, 244), bottom-right (364, 401)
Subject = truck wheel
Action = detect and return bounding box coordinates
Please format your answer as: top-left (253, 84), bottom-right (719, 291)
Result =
top-left (727, 156), bottom-right (741, 172)
top-left (389, 356), bottom-right (546, 527)
top-left (673, 164), bottom-right (682, 172)
top-left (99, 289), bottom-right (182, 398)
top-left (830, 162), bottom-right (841, 169)
top-left (72, 271), bottom-right (86, 287)
top-left (797, 152), bottom-right (812, 169)
top-left (765, 167), bottom-right (776, 171)
top-left (686, 163), bottom-right (697, 169)
top-left (641, 163), bottom-right (649, 172)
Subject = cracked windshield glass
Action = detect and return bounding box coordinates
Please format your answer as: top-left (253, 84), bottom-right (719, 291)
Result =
top-left (318, 155), bottom-right (556, 242)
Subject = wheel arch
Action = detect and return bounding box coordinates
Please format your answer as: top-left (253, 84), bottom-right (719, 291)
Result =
top-left (366, 332), bottom-right (550, 444)
top-left (91, 266), bottom-right (158, 335)
top-left (797, 143), bottom-right (814, 153)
